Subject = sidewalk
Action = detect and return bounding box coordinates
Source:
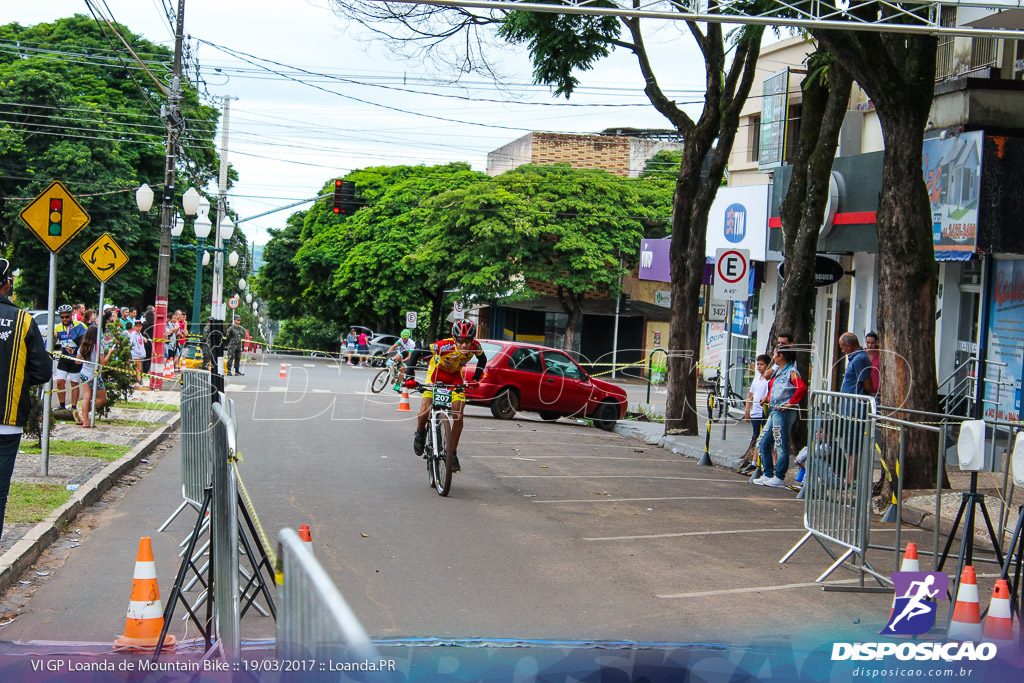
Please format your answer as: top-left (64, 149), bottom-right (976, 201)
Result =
top-left (608, 386), bottom-right (1024, 561)
top-left (0, 389), bottom-right (181, 594)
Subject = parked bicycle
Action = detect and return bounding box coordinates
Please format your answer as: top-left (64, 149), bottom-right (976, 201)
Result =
top-left (370, 357), bottom-right (405, 394)
top-left (705, 369), bottom-right (744, 423)
top-left (408, 380), bottom-right (476, 497)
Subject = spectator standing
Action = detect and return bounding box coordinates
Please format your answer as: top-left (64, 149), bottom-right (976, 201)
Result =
top-left (356, 330), bottom-right (370, 367)
top-left (839, 333), bottom-right (873, 396)
top-left (128, 320), bottom-right (146, 385)
top-left (73, 303), bottom-right (85, 322)
top-left (225, 316), bottom-right (244, 375)
top-left (0, 259), bottom-right (52, 541)
top-left (344, 329), bottom-right (357, 367)
top-left (864, 331), bottom-right (880, 395)
top-left (739, 354), bottom-right (772, 473)
top-left (75, 324), bottom-right (113, 428)
top-left (753, 347), bottom-right (807, 488)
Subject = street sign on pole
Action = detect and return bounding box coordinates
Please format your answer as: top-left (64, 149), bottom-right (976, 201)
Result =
top-left (406, 311), bottom-right (417, 329)
top-left (19, 180), bottom-right (91, 253)
top-left (228, 295), bottom-right (240, 310)
top-left (453, 300), bottom-right (465, 320)
top-left (712, 248), bottom-right (750, 302)
top-left (80, 233), bottom-right (129, 283)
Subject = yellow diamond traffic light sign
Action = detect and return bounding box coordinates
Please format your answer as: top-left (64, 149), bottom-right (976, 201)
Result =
top-left (81, 233), bottom-right (129, 283)
top-left (19, 180), bottom-right (91, 253)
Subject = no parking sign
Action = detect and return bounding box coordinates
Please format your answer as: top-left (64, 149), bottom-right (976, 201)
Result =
top-left (712, 248), bottom-right (750, 302)
top-left (406, 311), bottom-right (417, 329)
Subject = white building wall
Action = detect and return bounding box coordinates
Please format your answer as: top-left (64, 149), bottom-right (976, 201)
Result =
top-left (849, 252), bottom-right (878, 339)
top-left (935, 261), bottom-right (961, 381)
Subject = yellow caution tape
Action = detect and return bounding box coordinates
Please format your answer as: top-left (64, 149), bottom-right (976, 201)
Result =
top-left (231, 455), bottom-right (278, 570)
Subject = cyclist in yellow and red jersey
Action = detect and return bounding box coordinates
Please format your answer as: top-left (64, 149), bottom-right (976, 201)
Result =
top-left (411, 320), bottom-right (486, 473)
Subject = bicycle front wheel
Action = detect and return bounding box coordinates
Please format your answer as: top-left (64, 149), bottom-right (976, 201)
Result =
top-left (371, 368), bottom-right (391, 393)
top-left (432, 412), bottom-right (453, 497)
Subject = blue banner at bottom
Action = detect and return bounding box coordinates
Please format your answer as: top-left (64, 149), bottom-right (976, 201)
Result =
top-left (0, 637), bottom-right (1019, 682)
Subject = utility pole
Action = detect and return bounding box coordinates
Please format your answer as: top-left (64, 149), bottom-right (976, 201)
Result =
top-left (211, 96), bottom-right (235, 374)
top-left (152, 0), bottom-right (187, 389)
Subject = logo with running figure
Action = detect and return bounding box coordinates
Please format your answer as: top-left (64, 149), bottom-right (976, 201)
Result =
top-left (881, 571), bottom-right (950, 636)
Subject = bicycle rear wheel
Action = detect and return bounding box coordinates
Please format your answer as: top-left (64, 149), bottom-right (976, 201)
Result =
top-left (432, 412), bottom-right (453, 497)
top-left (371, 367), bottom-right (392, 393)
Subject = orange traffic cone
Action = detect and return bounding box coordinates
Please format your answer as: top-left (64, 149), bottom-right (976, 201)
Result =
top-left (298, 524), bottom-right (313, 552)
top-left (397, 390), bottom-right (411, 412)
top-left (114, 537), bottom-right (176, 650)
top-left (279, 361), bottom-right (287, 378)
top-left (899, 543), bottom-right (920, 572)
top-left (982, 579), bottom-right (1015, 649)
top-left (948, 565), bottom-right (982, 642)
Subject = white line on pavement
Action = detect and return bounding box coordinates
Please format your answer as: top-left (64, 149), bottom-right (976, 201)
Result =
top-left (534, 496), bottom-right (802, 504)
top-left (471, 454), bottom-right (681, 461)
top-left (499, 475), bottom-right (742, 482)
top-left (656, 578), bottom-right (862, 599)
top-left (583, 528), bottom-right (806, 541)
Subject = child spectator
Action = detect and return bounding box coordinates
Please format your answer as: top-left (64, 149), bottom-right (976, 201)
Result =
top-left (129, 320), bottom-right (146, 385)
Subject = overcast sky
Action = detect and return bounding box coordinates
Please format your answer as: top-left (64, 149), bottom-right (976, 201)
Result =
top-left (7, 1), bottom-right (715, 244)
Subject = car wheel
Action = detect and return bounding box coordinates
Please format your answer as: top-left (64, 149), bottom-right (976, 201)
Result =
top-left (490, 388), bottom-right (520, 419)
top-left (592, 401), bottom-right (620, 431)
top-left (538, 411), bottom-right (561, 422)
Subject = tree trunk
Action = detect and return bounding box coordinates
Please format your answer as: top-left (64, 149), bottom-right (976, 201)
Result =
top-left (814, 28), bottom-right (942, 492)
top-left (664, 27), bottom-right (764, 435)
top-left (776, 54), bottom-right (853, 448)
top-left (556, 286), bottom-right (583, 352)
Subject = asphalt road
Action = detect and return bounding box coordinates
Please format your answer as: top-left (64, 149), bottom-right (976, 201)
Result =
top-left (1, 359), bottom-right (931, 647)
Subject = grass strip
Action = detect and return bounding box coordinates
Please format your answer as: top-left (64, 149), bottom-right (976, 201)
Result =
top-left (22, 440), bottom-right (130, 461)
top-left (6, 483), bottom-right (71, 523)
top-left (122, 401), bottom-right (180, 412)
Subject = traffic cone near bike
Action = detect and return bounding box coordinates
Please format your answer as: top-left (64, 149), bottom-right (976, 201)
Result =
top-left (982, 580), bottom-right (1016, 651)
top-left (279, 361), bottom-right (287, 379)
top-left (397, 389), bottom-right (411, 412)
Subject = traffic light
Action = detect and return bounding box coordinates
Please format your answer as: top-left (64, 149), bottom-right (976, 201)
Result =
top-left (49, 197), bottom-right (63, 236)
top-left (332, 180), bottom-right (356, 215)
top-left (620, 293), bottom-right (631, 312)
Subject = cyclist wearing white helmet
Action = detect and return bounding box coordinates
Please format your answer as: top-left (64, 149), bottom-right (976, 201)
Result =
top-left (411, 319), bottom-right (486, 473)
top-left (53, 304), bottom-right (87, 410)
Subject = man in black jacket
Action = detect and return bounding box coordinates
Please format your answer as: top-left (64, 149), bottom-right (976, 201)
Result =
top-left (0, 259), bottom-right (52, 540)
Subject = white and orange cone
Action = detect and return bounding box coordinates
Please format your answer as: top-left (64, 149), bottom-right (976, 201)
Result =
top-left (947, 565), bottom-right (982, 642)
top-left (886, 543), bottom-right (922, 638)
top-left (298, 524), bottom-right (313, 552)
top-left (279, 361), bottom-right (287, 379)
top-left (899, 543), bottom-right (920, 572)
top-left (982, 579), bottom-right (1016, 651)
top-left (114, 537), bottom-right (176, 650)
top-left (397, 390), bottom-right (411, 412)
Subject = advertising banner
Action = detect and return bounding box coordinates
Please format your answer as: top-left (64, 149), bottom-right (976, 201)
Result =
top-left (705, 185), bottom-right (770, 261)
top-left (983, 258), bottom-right (1024, 422)
top-left (923, 130), bottom-right (982, 261)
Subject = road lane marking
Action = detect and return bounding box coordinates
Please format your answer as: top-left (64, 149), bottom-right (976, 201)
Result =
top-left (304, 363), bottom-right (315, 367)
top-left (474, 455), bottom-right (687, 463)
top-left (534, 496), bottom-right (802, 504)
top-left (657, 579), bottom-right (862, 599)
top-left (583, 528), bottom-right (805, 542)
top-left (226, 384), bottom-right (246, 391)
top-left (499, 475), bottom-right (742, 482)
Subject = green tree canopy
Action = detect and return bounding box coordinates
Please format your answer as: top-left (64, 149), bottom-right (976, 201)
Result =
top-left (0, 15), bottom-right (222, 311)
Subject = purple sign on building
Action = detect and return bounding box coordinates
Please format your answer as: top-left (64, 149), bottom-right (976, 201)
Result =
top-left (639, 238), bottom-right (672, 283)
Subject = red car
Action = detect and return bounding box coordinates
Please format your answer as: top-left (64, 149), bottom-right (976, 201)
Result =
top-left (459, 339), bottom-right (627, 431)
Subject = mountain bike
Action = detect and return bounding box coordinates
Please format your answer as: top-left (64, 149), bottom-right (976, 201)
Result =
top-left (410, 380), bottom-right (474, 497)
top-left (706, 369), bottom-right (744, 423)
top-left (370, 357), bottom-right (404, 393)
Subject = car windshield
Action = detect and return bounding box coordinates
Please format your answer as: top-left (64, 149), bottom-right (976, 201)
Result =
top-left (477, 341), bottom-right (503, 358)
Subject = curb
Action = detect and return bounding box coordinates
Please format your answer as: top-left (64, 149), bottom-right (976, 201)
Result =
top-left (0, 414), bottom-right (181, 596)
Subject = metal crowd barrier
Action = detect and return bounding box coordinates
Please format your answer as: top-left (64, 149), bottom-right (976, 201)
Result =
top-left (277, 527), bottom-right (378, 662)
top-left (780, 391), bottom-right (888, 588)
top-left (211, 400), bottom-right (240, 658)
top-left (158, 369), bottom-right (213, 532)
